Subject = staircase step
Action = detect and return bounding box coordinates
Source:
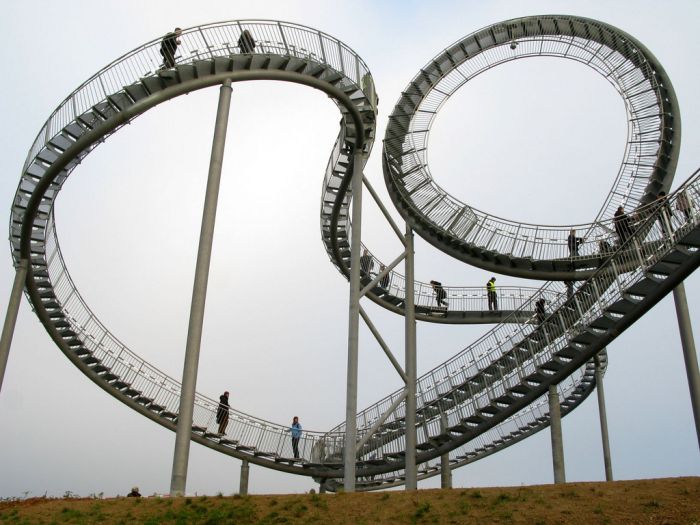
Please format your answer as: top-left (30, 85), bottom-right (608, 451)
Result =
top-left (80, 355), bottom-right (99, 365)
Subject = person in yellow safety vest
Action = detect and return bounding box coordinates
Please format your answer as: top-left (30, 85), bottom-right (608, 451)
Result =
top-left (487, 276), bottom-right (498, 311)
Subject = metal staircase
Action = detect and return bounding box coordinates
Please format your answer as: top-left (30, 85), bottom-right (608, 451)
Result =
top-left (8, 17), bottom-right (699, 489)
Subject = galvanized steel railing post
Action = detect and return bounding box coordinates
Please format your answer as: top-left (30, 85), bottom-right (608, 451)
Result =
top-left (170, 78), bottom-right (232, 497)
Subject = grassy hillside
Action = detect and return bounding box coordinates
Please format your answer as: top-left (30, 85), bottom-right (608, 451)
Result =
top-left (1, 477), bottom-right (698, 524)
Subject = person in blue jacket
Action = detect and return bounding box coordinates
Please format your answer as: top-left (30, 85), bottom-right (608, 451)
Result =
top-left (290, 416), bottom-right (302, 458)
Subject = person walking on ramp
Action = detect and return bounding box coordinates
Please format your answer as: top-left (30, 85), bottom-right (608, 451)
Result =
top-left (216, 391), bottom-right (230, 435)
top-left (160, 28), bottom-right (182, 69)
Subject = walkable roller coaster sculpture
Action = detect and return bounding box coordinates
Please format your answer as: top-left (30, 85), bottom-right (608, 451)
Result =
top-left (9, 15), bottom-right (700, 492)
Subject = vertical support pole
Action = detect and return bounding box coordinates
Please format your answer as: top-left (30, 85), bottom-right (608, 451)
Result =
top-left (594, 353), bottom-right (614, 481)
top-left (440, 412), bottom-right (452, 489)
top-left (673, 283), bottom-right (700, 451)
top-left (344, 148), bottom-right (364, 492)
top-left (239, 459), bottom-right (250, 495)
top-left (405, 226), bottom-right (417, 490)
top-left (170, 79), bottom-right (233, 497)
top-left (548, 384), bottom-right (566, 484)
top-left (0, 259), bottom-right (28, 395)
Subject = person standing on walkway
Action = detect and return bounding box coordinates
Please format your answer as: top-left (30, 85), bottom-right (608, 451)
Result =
top-left (290, 416), bottom-right (303, 458)
top-left (216, 391), bottom-right (230, 435)
top-left (486, 276), bottom-right (498, 311)
top-left (567, 229), bottom-right (583, 256)
top-left (160, 28), bottom-right (182, 69)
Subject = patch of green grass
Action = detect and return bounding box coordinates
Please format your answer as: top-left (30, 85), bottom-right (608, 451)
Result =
top-left (309, 493), bottom-right (328, 510)
top-left (381, 493), bottom-right (390, 501)
top-left (411, 502), bottom-right (431, 524)
top-left (470, 490), bottom-right (483, 499)
top-left (494, 493), bottom-right (511, 505)
top-left (560, 489), bottom-right (579, 498)
top-left (642, 500), bottom-right (660, 508)
top-left (593, 504), bottom-right (604, 515)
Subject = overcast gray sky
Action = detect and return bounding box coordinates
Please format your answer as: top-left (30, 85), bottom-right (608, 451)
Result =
top-left (1, 0), bottom-right (699, 497)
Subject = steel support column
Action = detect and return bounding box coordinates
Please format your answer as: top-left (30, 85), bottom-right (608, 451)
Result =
top-left (344, 148), bottom-right (364, 492)
top-left (405, 226), bottom-right (417, 490)
top-left (170, 79), bottom-right (232, 496)
top-left (440, 412), bottom-right (452, 489)
top-left (548, 384), bottom-right (566, 483)
top-left (594, 353), bottom-right (613, 481)
top-left (0, 259), bottom-right (28, 395)
top-left (673, 283), bottom-right (700, 451)
top-left (239, 459), bottom-right (250, 495)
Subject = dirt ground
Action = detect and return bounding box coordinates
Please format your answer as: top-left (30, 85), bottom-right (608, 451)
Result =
top-left (1, 477), bottom-right (698, 524)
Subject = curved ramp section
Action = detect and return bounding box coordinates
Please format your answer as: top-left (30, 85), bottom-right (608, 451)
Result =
top-left (11, 20), bottom-right (377, 478)
top-left (330, 177), bottom-right (700, 486)
top-left (383, 14), bottom-right (680, 280)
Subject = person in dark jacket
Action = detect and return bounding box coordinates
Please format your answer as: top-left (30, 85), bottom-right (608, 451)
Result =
top-left (567, 229), bottom-right (583, 256)
top-left (535, 298), bottom-right (546, 325)
top-left (238, 29), bottom-right (256, 53)
top-left (127, 486), bottom-right (141, 497)
top-left (613, 206), bottom-right (632, 244)
top-left (216, 391), bottom-right (230, 435)
top-left (160, 27), bottom-right (182, 69)
top-left (430, 280), bottom-right (448, 308)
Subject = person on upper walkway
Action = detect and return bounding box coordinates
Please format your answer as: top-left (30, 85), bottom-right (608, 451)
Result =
top-left (238, 29), bottom-right (256, 53)
top-left (160, 28), bottom-right (182, 69)
top-left (486, 276), bottom-right (498, 311)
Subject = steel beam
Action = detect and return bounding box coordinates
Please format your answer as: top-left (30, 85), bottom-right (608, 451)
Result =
top-left (344, 149), bottom-right (364, 492)
top-left (405, 226), bottom-right (417, 490)
top-left (0, 259), bottom-right (28, 395)
top-left (170, 79), bottom-right (232, 496)
top-left (594, 353), bottom-right (613, 481)
top-left (549, 384), bottom-right (566, 483)
top-left (240, 459), bottom-right (250, 495)
top-left (673, 283), bottom-right (700, 452)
